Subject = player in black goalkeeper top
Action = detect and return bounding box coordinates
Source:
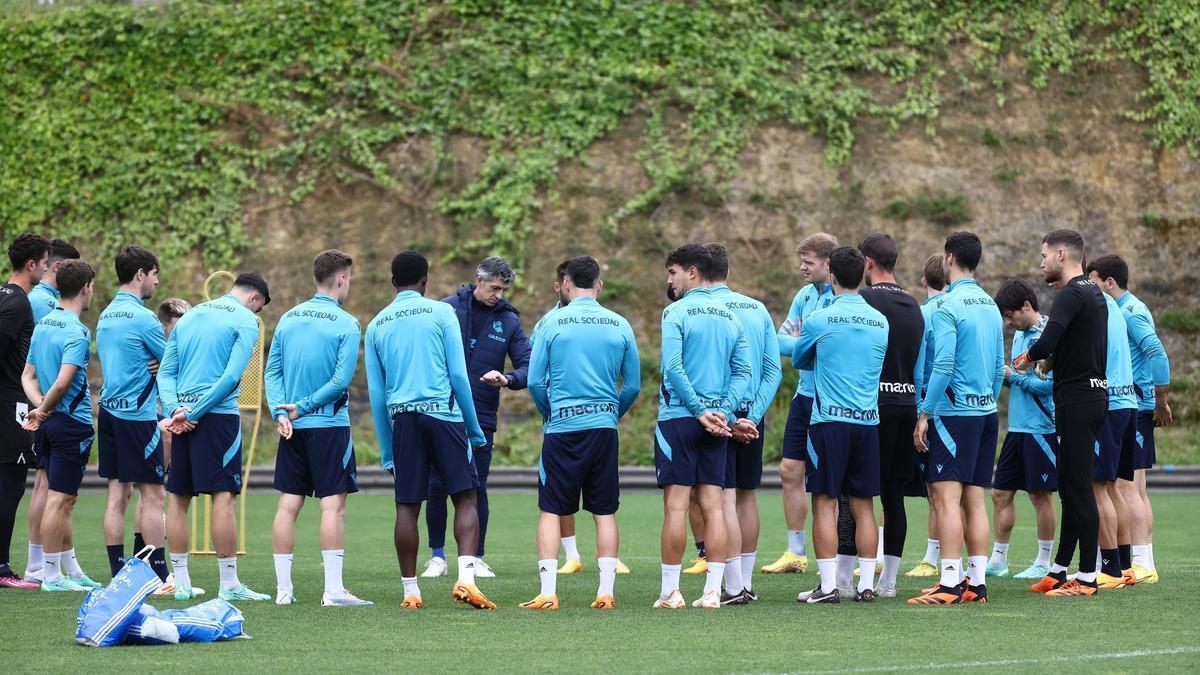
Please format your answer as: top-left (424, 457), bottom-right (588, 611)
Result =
top-left (1016, 229), bottom-right (1108, 597)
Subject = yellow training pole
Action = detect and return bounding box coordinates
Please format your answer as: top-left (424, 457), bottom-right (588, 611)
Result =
top-left (189, 271), bottom-right (266, 556)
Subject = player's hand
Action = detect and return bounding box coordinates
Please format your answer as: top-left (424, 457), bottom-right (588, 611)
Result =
top-left (1154, 401), bottom-right (1173, 427)
top-left (163, 409), bottom-right (196, 435)
top-left (781, 318), bottom-right (801, 338)
top-left (913, 413), bottom-right (930, 453)
top-left (469, 432), bottom-right (488, 448)
top-left (699, 411), bottom-right (732, 438)
top-left (1003, 365), bottom-right (1012, 382)
top-left (21, 409), bottom-right (48, 431)
top-left (479, 371), bottom-right (509, 387)
top-left (731, 418), bottom-right (760, 442)
top-left (280, 403), bottom-right (300, 421)
top-left (1034, 360), bottom-right (1050, 380)
top-left (275, 415), bottom-right (293, 440)
top-left (147, 359), bottom-right (160, 376)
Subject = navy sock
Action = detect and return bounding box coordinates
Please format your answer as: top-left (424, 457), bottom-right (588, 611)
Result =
top-left (149, 547), bottom-right (168, 582)
top-left (133, 531), bottom-right (145, 553)
top-left (1117, 544), bottom-right (1132, 570)
top-left (106, 544), bottom-right (126, 577)
top-left (1100, 548), bottom-right (1122, 577)
top-left (695, 541), bottom-right (706, 559)
top-left (432, 547), bottom-right (445, 560)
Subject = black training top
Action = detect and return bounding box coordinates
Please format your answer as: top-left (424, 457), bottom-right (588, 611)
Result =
top-left (860, 282), bottom-right (924, 406)
top-left (0, 283), bottom-right (35, 403)
top-left (1026, 274), bottom-right (1108, 407)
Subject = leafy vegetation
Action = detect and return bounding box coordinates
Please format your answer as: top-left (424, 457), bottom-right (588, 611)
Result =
top-left (2, 0), bottom-right (1198, 278)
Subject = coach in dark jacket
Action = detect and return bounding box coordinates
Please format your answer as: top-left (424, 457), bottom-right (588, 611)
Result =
top-left (423, 256), bottom-right (531, 578)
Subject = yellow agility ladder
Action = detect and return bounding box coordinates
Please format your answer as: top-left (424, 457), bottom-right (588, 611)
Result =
top-left (189, 271), bottom-right (266, 555)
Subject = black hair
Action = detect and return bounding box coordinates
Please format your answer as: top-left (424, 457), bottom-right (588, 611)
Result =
top-left (702, 242), bottom-right (729, 281)
top-left (115, 245), bottom-right (159, 284)
top-left (828, 246), bottom-right (865, 290)
top-left (944, 231), bottom-right (982, 271)
top-left (1042, 229), bottom-right (1085, 261)
top-left (1086, 253), bottom-right (1128, 289)
top-left (994, 278), bottom-right (1039, 313)
top-left (554, 259), bottom-right (571, 282)
top-left (49, 239), bottom-right (80, 263)
top-left (664, 243), bottom-right (713, 277)
top-left (565, 256), bottom-right (601, 289)
top-left (858, 232), bottom-right (898, 272)
top-left (7, 233), bottom-right (50, 272)
top-left (234, 272), bottom-right (271, 305)
top-left (391, 251), bottom-right (429, 288)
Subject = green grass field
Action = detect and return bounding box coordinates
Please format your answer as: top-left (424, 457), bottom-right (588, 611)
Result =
top-left (3, 492), bottom-right (1198, 673)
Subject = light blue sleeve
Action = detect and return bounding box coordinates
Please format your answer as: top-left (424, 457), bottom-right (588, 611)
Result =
top-left (749, 309), bottom-right (783, 424)
top-left (364, 324), bottom-right (394, 471)
top-left (527, 329), bottom-right (552, 420)
top-left (186, 317), bottom-right (257, 422)
top-left (617, 324), bottom-right (641, 418)
top-left (1126, 311), bottom-right (1171, 386)
top-left (295, 322), bottom-right (360, 416)
top-left (142, 315), bottom-right (167, 362)
top-left (1010, 369), bottom-right (1054, 396)
top-left (913, 329), bottom-right (927, 405)
top-left (724, 325), bottom-right (753, 419)
top-left (156, 332), bottom-right (180, 415)
top-left (776, 290), bottom-right (804, 358)
top-left (264, 331), bottom-right (286, 419)
top-left (993, 323), bottom-right (1005, 402)
top-left (661, 309), bottom-right (705, 418)
top-left (442, 310), bottom-right (486, 446)
top-left (790, 313), bottom-right (823, 375)
top-left (62, 331), bottom-right (90, 368)
top-left (919, 305), bottom-right (957, 415)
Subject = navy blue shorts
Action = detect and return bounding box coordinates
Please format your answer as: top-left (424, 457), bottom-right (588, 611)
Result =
top-left (781, 395), bottom-right (813, 462)
top-left (724, 412), bottom-right (764, 490)
top-left (390, 413), bottom-right (477, 504)
top-left (34, 427), bottom-right (49, 471)
top-left (42, 415), bottom-right (94, 496)
top-left (97, 409), bottom-right (164, 485)
top-left (538, 428), bottom-right (619, 516)
top-left (654, 417), bottom-right (727, 487)
top-left (805, 422), bottom-right (880, 498)
top-left (274, 426), bottom-right (359, 498)
top-left (1133, 411), bottom-right (1156, 470)
top-left (1094, 408), bottom-right (1135, 482)
top-left (926, 413), bottom-right (999, 487)
top-left (993, 432), bottom-right (1058, 492)
top-left (166, 413), bottom-right (243, 496)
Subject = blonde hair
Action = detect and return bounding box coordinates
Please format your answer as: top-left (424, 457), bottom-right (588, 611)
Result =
top-left (796, 232), bottom-right (839, 259)
top-left (157, 297), bottom-right (191, 324)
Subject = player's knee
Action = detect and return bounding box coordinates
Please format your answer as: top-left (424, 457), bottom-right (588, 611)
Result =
top-left (991, 489), bottom-right (1013, 508)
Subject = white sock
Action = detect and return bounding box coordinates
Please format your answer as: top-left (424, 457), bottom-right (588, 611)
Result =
top-left (876, 527), bottom-right (884, 560)
top-left (940, 557), bottom-right (962, 587)
top-left (1035, 540), bottom-right (1054, 568)
top-left (26, 542), bottom-right (43, 573)
top-left (835, 553), bottom-right (855, 589)
top-left (1076, 570), bottom-right (1097, 583)
top-left (704, 562), bottom-right (725, 595)
top-left (322, 549), bottom-right (344, 595)
top-left (857, 557), bottom-right (877, 593)
top-left (1132, 544), bottom-right (1149, 569)
top-left (1147, 543), bottom-right (1156, 570)
top-left (988, 542), bottom-right (1009, 569)
top-left (817, 558), bottom-right (837, 593)
top-left (787, 530), bottom-right (806, 556)
top-left (967, 555), bottom-right (987, 586)
top-left (922, 538), bottom-right (940, 566)
top-left (561, 536), bottom-right (580, 562)
top-left (457, 555), bottom-right (477, 585)
top-left (660, 563), bottom-right (681, 596)
top-left (597, 557), bottom-right (617, 597)
top-left (43, 552), bottom-right (62, 583)
top-left (1095, 546), bottom-right (1103, 572)
top-left (1050, 562), bottom-right (1069, 575)
top-left (273, 554), bottom-right (293, 593)
top-left (218, 556), bottom-right (240, 591)
top-left (723, 556), bottom-right (743, 594)
top-left (740, 551), bottom-right (756, 592)
top-left (538, 558), bottom-right (557, 597)
top-left (63, 548), bottom-right (83, 577)
top-left (402, 576), bottom-right (421, 599)
top-left (880, 555), bottom-right (901, 590)
top-left (170, 552), bottom-right (190, 589)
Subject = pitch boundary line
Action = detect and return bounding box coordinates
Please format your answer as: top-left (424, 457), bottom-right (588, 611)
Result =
top-left (795, 646), bottom-right (1200, 673)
